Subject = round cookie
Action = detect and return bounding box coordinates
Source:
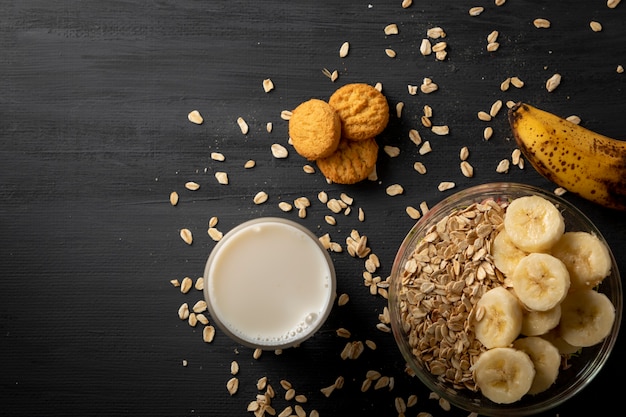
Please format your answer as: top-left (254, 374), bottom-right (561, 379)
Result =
top-left (288, 99), bottom-right (341, 160)
top-left (328, 83), bottom-right (390, 141)
top-left (316, 137), bottom-right (378, 184)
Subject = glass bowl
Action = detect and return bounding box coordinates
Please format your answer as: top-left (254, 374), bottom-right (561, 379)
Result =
top-left (388, 182), bottom-right (622, 416)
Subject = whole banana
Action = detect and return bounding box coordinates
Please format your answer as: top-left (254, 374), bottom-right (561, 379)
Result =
top-left (508, 102), bottom-right (626, 211)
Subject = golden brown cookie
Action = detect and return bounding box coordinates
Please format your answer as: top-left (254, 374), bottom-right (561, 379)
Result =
top-left (316, 137), bottom-right (378, 184)
top-left (328, 83), bottom-right (390, 141)
top-left (288, 99), bottom-right (341, 160)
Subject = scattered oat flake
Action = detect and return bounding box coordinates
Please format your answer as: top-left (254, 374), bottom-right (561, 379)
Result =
top-left (406, 206), bottom-right (421, 220)
top-left (384, 23), bottom-right (399, 35)
top-left (395, 397), bottom-right (407, 414)
top-left (384, 145), bottom-right (400, 157)
top-left (420, 78), bottom-right (438, 94)
top-left (194, 277), bottom-right (204, 290)
top-left (460, 161), bottom-right (474, 178)
top-left (262, 78), bottom-right (274, 93)
top-left (226, 377), bottom-right (239, 395)
top-left (339, 41), bottom-right (350, 57)
top-left (187, 110), bottom-right (203, 125)
top-left (253, 191), bottom-right (268, 205)
top-left (500, 77), bottom-right (511, 91)
top-left (555, 187), bottom-right (567, 196)
top-left (546, 73), bottom-right (562, 92)
top-left (211, 152), bottom-right (225, 161)
top-left (278, 202), bottom-right (293, 212)
top-left (185, 181), bottom-right (200, 191)
top-left (431, 125), bottom-right (449, 135)
top-left (484, 126), bottom-right (494, 140)
top-left (439, 397), bottom-right (451, 411)
top-left (202, 325), bottom-right (215, 343)
top-left (534, 18), bottom-right (551, 28)
top-left (459, 146), bottom-right (469, 161)
top-left (386, 184), bottom-right (404, 196)
top-left (566, 115), bottom-right (581, 125)
top-left (408, 129), bottom-right (422, 146)
top-left (215, 172), bottom-right (228, 185)
top-left (420, 38), bottom-right (432, 56)
top-left (402, 0), bottom-right (413, 8)
top-left (192, 300), bottom-right (207, 313)
top-left (487, 42), bottom-right (499, 52)
top-left (338, 293), bottom-right (350, 306)
top-left (590, 21), bottom-right (603, 32)
top-left (208, 227), bottom-right (223, 241)
top-left (512, 148), bottom-right (522, 165)
top-left (208, 216), bottom-right (218, 228)
top-left (236, 117), bottom-right (249, 134)
top-left (178, 303), bottom-right (189, 320)
top-left (322, 68), bottom-right (339, 82)
top-left (395, 101), bottom-right (403, 117)
top-left (427, 27), bottom-right (446, 39)
top-left (438, 181), bottom-right (456, 191)
top-left (490, 99), bottom-right (503, 118)
top-left (478, 111), bottom-right (492, 121)
top-left (510, 76), bottom-right (525, 88)
top-left (496, 158), bottom-right (510, 173)
top-left (180, 228), bottom-right (193, 245)
top-left (180, 277), bottom-right (193, 293)
top-left (271, 143), bottom-right (288, 158)
top-left (244, 160), bottom-right (256, 168)
top-left (469, 6), bottom-right (484, 16)
top-left (280, 110), bottom-right (292, 120)
top-left (418, 141), bottom-right (432, 155)
top-left (169, 191), bottom-right (179, 206)
top-left (617, 65), bottom-right (624, 74)
top-left (230, 360), bottom-right (239, 375)
top-left (413, 161), bottom-right (427, 174)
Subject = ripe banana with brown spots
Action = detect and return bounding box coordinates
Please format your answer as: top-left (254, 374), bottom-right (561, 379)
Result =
top-left (508, 102), bottom-right (626, 211)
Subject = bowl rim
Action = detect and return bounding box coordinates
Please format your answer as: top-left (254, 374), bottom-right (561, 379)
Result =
top-left (388, 182), bottom-right (622, 416)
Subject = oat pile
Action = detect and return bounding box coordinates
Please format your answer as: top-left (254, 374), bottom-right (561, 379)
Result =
top-left (397, 199), bottom-right (507, 392)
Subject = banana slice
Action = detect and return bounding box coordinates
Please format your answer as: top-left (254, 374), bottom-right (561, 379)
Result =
top-left (550, 231), bottom-right (612, 290)
top-left (472, 347), bottom-right (535, 404)
top-left (491, 229), bottom-right (528, 278)
top-left (513, 336), bottom-right (561, 395)
top-left (521, 304), bottom-right (561, 336)
top-left (510, 253), bottom-right (570, 311)
top-left (474, 286), bottom-right (523, 349)
top-left (559, 289), bottom-right (615, 347)
top-left (503, 195), bottom-right (565, 253)
top-left (541, 329), bottom-right (581, 355)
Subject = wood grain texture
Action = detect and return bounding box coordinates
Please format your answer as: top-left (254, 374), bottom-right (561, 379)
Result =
top-left (1, 1), bottom-right (625, 416)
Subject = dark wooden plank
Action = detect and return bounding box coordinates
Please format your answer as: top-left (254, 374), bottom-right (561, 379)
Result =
top-left (1, 1), bottom-right (625, 416)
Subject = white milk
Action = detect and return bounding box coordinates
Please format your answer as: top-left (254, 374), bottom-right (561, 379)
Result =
top-left (204, 218), bottom-right (336, 349)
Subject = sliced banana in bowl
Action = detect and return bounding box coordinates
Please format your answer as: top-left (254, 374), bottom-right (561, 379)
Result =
top-left (388, 182), bottom-right (622, 417)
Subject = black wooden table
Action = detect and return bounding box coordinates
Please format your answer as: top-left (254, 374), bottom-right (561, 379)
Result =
top-left (2, 1), bottom-right (625, 416)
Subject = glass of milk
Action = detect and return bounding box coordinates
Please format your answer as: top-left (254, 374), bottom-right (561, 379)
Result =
top-left (203, 217), bottom-right (336, 350)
